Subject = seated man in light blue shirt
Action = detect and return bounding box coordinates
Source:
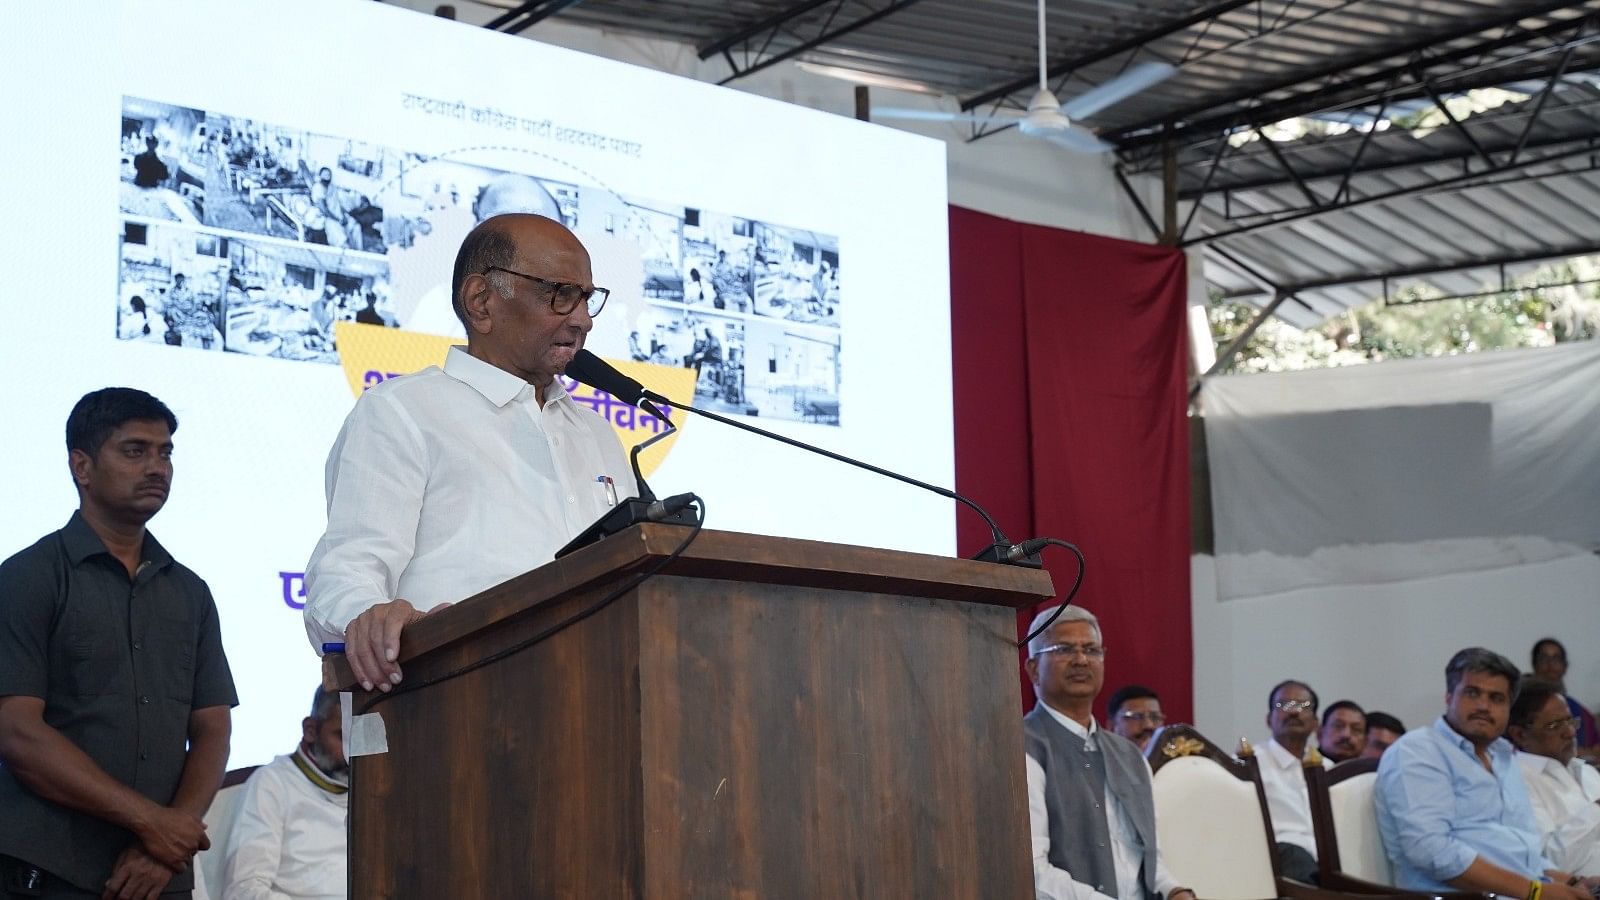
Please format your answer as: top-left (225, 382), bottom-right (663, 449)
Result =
top-left (1376, 647), bottom-right (1596, 900)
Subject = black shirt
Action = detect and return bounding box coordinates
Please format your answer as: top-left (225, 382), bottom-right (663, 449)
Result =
top-left (0, 512), bottom-right (237, 893)
top-left (131, 150), bottom-right (169, 189)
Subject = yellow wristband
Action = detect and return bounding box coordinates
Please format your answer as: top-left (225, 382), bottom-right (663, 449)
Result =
top-left (1529, 880), bottom-right (1543, 900)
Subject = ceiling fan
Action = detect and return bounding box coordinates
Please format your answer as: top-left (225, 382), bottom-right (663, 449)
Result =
top-left (872, 0), bottom-right (1176, 153)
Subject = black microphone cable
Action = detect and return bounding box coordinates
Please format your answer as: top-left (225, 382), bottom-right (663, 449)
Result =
top-left (636, 385), bottom-right (1027, 564)
top-left (565, 349), bottom-right (1040, 566)
top-left (1015, 538), bottom-right (1087, 648)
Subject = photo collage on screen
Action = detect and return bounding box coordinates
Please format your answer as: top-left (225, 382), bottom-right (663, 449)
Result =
top-left (116, 96), bottom-right (844, 425)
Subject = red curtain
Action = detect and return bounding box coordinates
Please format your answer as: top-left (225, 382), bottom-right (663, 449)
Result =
top-left (949, 206), bottom-right (1193, 726)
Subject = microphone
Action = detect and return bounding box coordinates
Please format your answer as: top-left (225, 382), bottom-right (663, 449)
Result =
top-left (563, 350), bottom-right (673, 502)
top-left (564, 350), bottom-right (669, 424)
top-left (567, 351), bottom-right (1039, 567)
top-left (552, 351), bottom-right (698, 559)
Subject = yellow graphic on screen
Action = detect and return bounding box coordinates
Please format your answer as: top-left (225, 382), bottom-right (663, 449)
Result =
top-left (334, 322), bottom-right (693, 478)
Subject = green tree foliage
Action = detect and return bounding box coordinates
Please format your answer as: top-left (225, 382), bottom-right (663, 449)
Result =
top-left (1208, 258), bottom-right (1599, 374)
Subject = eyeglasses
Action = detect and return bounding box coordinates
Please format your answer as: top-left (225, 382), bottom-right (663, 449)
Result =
top-left (1117, 710), bottom-right (1166, 724)
top-left (1541, 715), bottom-right (1582, 733)
top-left (1035, 643), bottom-right (1105, 660)
top-left (1273, 700), bottom-right (1316, 713)
top-left (484, 266), bottom-right (609, 317)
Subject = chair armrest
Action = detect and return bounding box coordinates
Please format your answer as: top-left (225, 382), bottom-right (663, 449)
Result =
top-left (1321, 874), bottom-right (1414, 895)
top-left (1278, 876), bottom-right (1414, 900)
top-left (1317, 873), bottom-right (1492, 900)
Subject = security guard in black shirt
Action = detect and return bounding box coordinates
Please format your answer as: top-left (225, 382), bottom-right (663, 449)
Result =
top-left (0, 388), bottom-right (237, 898)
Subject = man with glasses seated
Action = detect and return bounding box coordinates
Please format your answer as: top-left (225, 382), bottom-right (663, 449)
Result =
top-left (1106, 685), bottom-right (1165, 753)
top-left (1257, 679), bottom-right (1330, 883)
top-left (1376, 648), bottom-right (1595, 900)
top-left (1510, 678), bottom-right (1600, 877)
top-left (1023, 605), bottom-right (1195, 900)
top-left (303, 214), bottom-right (636, 693)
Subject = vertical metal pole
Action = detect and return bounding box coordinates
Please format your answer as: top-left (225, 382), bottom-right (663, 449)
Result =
top-left (1161, 129), bottom-right (1179, 245)
top-left (855, 86), bottom-right (870, 122)
top-left (1115, 166), bottom-right (1164, 242)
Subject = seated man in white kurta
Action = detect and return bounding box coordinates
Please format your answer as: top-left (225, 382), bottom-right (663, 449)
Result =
top-left (220, 688), bottom-right (348, 900)
top-left (1256, 678), bottom-right (1331, 883)
top-left (1510, 679), bottom-right (1600, 877)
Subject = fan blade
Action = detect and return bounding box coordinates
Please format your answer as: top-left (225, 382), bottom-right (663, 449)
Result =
top-left (1060, 62), bottom-right (1175, 121)
top-left (1040, 126), bottom-right (1114, 154)
top-left (872, 106), bottom-right (1027, 125)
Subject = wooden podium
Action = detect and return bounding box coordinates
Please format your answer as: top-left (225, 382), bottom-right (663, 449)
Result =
top-left (325, 524), bottom-right (1055, 898)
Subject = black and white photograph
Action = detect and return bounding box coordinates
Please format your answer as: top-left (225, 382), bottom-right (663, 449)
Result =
top-left (619, 209), bottom-right (843, 424)
top-left (629, 202), bottom-right (685, 304)
top-left (681, 210), bottom-right (755, 312)
top-left (626, 308), bottom-right (755, 414)
top-left (117, 220), bottom-right (228, 351)
top-left (573, 190), bottom-right (683, 302)
top-left (628, 305), bottom-right (697, 368)
top-left (200, 113), bottom-right (394, 253)
top-left (221, 236), bottom-right (395, 364)
top-left (752, 223), bottom-right (840, 327)
top-left (742, 318), bottom-right (841, 424)
top-left (131, 97), bottom-right (591, 262)
top-left (686, 316), bottom-right (752, 415)
top-left (120, 98), bottom-right (208, 225)
top-left (626, 304), bottom-right (841, 423)
top-left (113, 95), bottom-right (845, 422)
top-left (120, 96), bottom-right (592, 341)
top-left (115, 220), bottom-right (396, 364)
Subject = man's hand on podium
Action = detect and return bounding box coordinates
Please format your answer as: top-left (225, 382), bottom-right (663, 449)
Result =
top-left (345, 598), bottom-right (452, 692)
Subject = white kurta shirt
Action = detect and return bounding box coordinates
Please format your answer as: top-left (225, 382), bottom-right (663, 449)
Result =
top-left (304, 346), bottom-right (638, 648)
top-left (1026, 702), bottom-right (1181, 900)
top-left (1257, 738), bottom-right (1330, 857)
top-left (220, 751), bottom-right (349, 900)
top-left (1517, 750), bottom-right (1600, 876)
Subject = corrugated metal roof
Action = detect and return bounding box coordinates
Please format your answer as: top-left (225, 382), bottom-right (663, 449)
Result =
top-left (473, 0), bottom-right (1600, 326)
top-left (1195, 80), bottom-right (1600, 327)
top-left (549, 0), bottom-right (1600, 132)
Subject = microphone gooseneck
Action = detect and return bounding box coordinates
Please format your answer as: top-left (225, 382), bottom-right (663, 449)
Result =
top-left (633, 384), bottom-right (1021, 564)
top-left (564, 350), bottom-right (672, 502)
top-left (565, 350), bottom-right (1057, 569)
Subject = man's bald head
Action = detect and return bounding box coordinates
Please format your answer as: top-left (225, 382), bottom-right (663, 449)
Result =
top-left (473, 173), bottom-right (560, 223)
top-left (450, 213), bottom-right (589, 328)
top-left (453, 214), bottom-right (597, 394)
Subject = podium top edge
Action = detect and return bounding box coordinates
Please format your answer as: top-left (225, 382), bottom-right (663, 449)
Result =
top-left (323, 525), bottom-right (1055, 692)
top-left (636, 524), bottom-right (1056, 598)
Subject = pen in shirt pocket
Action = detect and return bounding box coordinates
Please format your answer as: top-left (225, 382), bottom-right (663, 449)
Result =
top-left (595, 474), bottom-right (618, 507)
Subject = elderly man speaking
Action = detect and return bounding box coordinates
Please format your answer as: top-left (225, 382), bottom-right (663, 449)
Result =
top-left (304, 214), bottom-right (638, 692)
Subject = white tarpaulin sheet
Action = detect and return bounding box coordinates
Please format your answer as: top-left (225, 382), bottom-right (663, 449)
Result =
top-left (1203, 341), bottom-right (1600, 601)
